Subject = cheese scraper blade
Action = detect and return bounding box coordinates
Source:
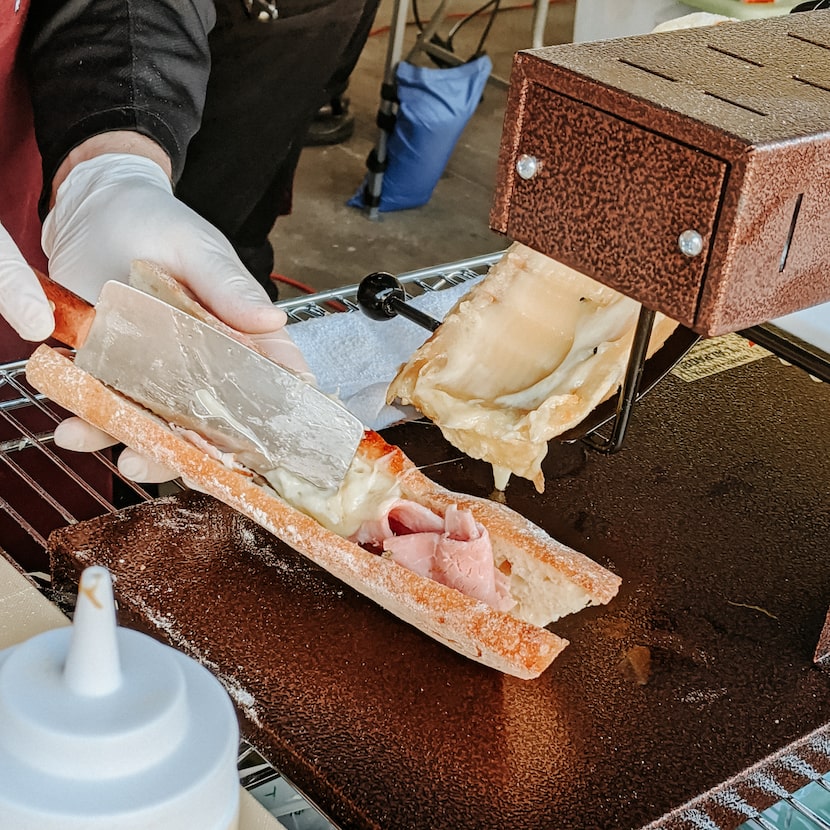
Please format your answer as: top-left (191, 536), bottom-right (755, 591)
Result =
top-left (74, 281), bottom-right (363, 491)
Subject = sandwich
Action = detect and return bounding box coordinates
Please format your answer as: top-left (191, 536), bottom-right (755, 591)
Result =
top-left (26, 262), bottom-right (621, 679)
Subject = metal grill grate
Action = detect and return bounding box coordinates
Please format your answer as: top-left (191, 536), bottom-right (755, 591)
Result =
top-left (0, 361), bottom-right (159, 577)
top-left (648, 726), bottom-right (830, 830)
top-left (0, 254), bottom-right (499, 829)
top-left (0, 361), bottom-right (333, 827)
top-left (277, 252), bottom-right (499, 322)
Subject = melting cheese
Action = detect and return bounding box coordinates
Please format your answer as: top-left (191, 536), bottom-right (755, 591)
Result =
top-left (263, 453), bottom-right (402, 539)
top-left (387, 243), bottom-right (679, 492)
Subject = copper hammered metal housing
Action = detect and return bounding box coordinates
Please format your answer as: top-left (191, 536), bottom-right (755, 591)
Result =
top-left (491, 12), bottom-right (830, 335)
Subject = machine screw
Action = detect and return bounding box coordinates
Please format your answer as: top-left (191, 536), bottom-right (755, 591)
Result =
top-left (516, 154), bottom-right (539, 180)
top-left (678, 229), bottom-right (704, 257)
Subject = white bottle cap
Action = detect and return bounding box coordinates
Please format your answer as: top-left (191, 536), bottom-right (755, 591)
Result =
top-left (0, 566), bottom-right (240, 829)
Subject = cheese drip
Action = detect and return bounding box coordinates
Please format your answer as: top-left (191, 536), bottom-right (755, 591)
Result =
top-left (263, 453), bottom-right (402, 539)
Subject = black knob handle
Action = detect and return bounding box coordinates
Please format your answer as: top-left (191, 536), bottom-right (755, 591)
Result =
top-left (357, 272), bottom-right (405, 320)
top-left (357, 272), bottom-right (441, 332)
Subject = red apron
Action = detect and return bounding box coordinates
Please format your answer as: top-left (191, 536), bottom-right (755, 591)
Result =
top-left (0, 2), bottom-right (114, 577)
top-left (1, 0), bottom-right (47, 363)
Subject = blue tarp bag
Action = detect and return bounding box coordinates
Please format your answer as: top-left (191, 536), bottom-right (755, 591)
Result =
top-left (349, 53), bottom-right (492, 212)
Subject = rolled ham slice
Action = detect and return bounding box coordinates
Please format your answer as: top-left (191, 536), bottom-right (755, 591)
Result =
top-left (352, 499), bottom-right (445, 546)
top-left (354, 501), bottom-right (515, 613)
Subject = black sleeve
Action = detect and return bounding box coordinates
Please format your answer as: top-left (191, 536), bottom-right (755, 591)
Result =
top-left (22, 0), bottom-right (216, 197)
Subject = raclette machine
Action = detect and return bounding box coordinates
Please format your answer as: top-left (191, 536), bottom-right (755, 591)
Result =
top-left (490, 10), bottom-right (830, 448)
top-left (491, 11), bottom-right (830, 335)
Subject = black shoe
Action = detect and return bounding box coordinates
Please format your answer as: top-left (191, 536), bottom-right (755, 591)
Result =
top-left (304, 96), bottom-right (355, 146)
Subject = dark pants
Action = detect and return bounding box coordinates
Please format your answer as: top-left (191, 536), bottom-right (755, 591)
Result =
top-left (175, 0), bottom-right (380, 289)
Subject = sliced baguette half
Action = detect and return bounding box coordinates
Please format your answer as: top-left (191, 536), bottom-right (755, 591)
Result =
top-left (27, 345), bottom-right (619, 679)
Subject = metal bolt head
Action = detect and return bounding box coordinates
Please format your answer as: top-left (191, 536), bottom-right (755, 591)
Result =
top-left (516, 154), bottom-right (539, 180)
top-left (678, 229), bottom-right (704, 257)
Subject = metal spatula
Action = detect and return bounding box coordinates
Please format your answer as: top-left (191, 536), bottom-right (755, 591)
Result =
top-left (37, 273), bottom-right (364, 491)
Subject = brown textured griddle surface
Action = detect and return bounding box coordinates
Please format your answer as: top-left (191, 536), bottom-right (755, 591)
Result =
top-left (50, 353), bottom-right (830, 830)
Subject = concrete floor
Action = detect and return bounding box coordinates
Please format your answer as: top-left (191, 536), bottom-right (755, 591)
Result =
top-left (269, 0), bottom-right (576, 298)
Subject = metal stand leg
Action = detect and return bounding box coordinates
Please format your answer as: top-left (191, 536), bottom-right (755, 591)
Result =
top-left (583, 305), bottom-right (656, 454)
top-left (362, 0), bottom-right (550, 218)
top-left (363, 0), bottom-right (411, 220)
top-left (531, 0), bottom-right (549, 48)
top-left (740, 324), bottom-right (830, 384)
top-left (405, 0), bottom-right (462, 66)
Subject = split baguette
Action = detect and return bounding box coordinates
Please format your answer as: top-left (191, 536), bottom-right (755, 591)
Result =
top-left (27, 346), bottom-right (620, 681)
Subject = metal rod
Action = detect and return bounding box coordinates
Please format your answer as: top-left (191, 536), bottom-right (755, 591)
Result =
top-left (787, 794), bottom-right (830, 829)
top-left (583, 305), bottom-right (656, 454)
top-left (741, 323), bottom-right (830, 384)
top-left (404, 0), bottom-right (454, 62)
top-left (0, 372), bottom-right (154, 512)
top-left (0, 400), bottom-right (119, 513)
top-left (0, 495), bottom-right (48, 550)
top-left (8, 372), bottom-right (154, 502)
top-left (411, 40), bottom-right (462, 67)
top-left (389, 296), bottom-right (441, 331)
top-left (239, 766), bottom-right (282, 790)
top-left (531, 0), bottom-right (549, 48)
top-left (0, 390), bottom-right (47, 414)
top-left (0, 431), bottom-right (54, 454)
top-left (0, 452), bottom-right (80, 525)
top-left (364, 0), bottom-right (411, 220)
top-left (276, 251), bottom-right (502, 314)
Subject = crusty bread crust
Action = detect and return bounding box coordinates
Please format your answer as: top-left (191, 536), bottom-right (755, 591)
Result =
top-left (27, 345), bottom-right (583, 678)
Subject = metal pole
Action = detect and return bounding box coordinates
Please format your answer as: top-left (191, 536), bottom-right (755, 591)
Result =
top-left (364, 0), bottom-right (411, 220)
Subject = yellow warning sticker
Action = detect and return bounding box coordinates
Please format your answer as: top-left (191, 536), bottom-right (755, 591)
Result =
top-left (671, 333), bottom-right (772, 382)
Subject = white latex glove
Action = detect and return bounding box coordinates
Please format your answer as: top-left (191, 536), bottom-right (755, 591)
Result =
top-left (43, 153), bottom-right (297, 342)
top-left (0, 222), bottom-right (55, 342)
top-left (45, 152), bottom-right (311, 482)
top-left (53, 417), bottom-right (180, 483)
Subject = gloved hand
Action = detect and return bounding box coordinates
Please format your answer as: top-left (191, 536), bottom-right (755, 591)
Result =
top-left (46, 152), bottom-right (312, 482)
top-left (0, 222), bottom-right (55, 343)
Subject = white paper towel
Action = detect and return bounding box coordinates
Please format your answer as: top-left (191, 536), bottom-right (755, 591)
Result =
top-left (287, 279), bottom-right (481, 430)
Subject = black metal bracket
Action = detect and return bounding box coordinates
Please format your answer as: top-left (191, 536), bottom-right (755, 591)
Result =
top-left (740, 323), bottom-right (830, 384)
top-left (582, 306), bottom-right (656, 455)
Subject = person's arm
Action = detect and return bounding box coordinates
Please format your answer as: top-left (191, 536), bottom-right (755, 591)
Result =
top-left (23, 0), bottom-right (215, 207)
top-left (0, 0), bottom-right (215, 344)
top-left (16, 0), bottom-right (311, 482)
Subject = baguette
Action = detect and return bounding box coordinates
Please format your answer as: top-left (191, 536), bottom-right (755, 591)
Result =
top-left (27, 322), bottom-right (620, 682)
